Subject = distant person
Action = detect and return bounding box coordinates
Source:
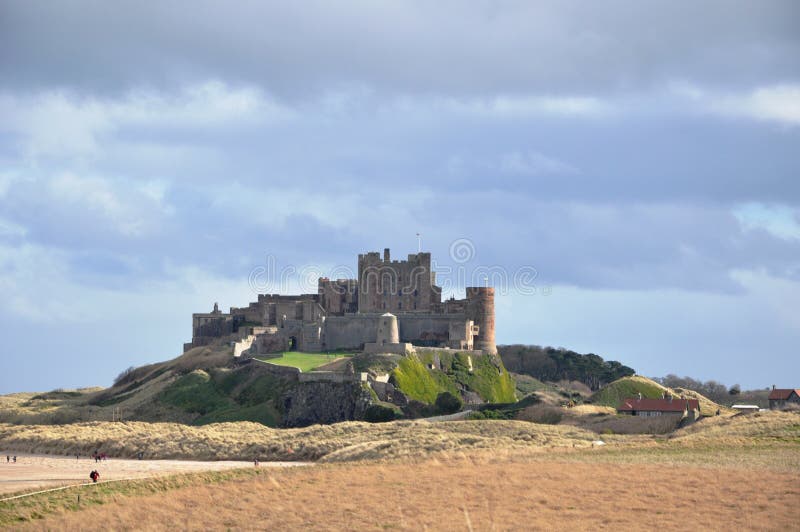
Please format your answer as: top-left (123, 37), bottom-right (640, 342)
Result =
top-left (90, 470), bottom-right (99, 483)
top-left (12, 456), bottom-right (16, 463)
top-left (138, 452), bottom-right (144, 460)
top-left (254, 457), bottom-right (259, 467)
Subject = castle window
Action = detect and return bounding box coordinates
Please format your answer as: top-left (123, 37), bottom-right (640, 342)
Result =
top-left (398, 302), bottom-right (402, 309)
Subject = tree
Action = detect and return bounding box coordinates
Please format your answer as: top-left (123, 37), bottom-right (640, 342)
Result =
top-left (729, 384), bottom-right (741, 396)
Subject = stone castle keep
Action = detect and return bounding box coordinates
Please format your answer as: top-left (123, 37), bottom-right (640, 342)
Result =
top-left (185, 248), bottom-right (496, 355)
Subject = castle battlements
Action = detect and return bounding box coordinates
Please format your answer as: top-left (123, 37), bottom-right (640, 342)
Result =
top-left (185, 248), bottom-right (496, 356)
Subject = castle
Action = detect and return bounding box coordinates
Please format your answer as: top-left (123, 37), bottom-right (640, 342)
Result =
top-left (185, 248), bottom-right (496, 356)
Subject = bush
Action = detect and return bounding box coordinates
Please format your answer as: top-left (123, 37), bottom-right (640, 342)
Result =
top-left (469, 409), bottom-right (512, 420)
top-left (435, 391), bottom-right (463, 415)
top-left (364, 403), bottom-right (401, 423)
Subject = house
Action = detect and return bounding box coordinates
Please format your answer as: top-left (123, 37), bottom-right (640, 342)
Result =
top-left (768, 387), bottom-right (800, 410)
top-left (618, 395), bottom-right (701, 421)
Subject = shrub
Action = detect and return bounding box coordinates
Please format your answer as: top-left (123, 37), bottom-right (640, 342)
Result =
top-left (435, 391), bottom-right (463, 415)
top-left (469, 409), bottom-right (512, 420)
top-left (364, 403), bottom-right (401, 423)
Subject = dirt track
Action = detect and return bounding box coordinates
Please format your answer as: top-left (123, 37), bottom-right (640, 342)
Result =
top-left (0, 454), bottom-right (304, 495)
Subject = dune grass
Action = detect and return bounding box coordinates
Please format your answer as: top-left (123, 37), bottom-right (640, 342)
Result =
top-left (1, 412), bottom-right (798, 529)
top-left (257, 352), bottom-right (352, 372)
top-left (0, 419), bottom-right (599, 464)
top-left (8, 448), bottom-right (800, 530)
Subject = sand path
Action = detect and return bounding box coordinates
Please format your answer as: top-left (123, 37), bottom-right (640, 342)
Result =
top-left (0, 453), bottom-right (306, 496)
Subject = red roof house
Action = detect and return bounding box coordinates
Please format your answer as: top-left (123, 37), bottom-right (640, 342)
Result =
top-left (618, 397), bottom-right (700, 418)
top-left (768, 388), bottom-right (800, 410)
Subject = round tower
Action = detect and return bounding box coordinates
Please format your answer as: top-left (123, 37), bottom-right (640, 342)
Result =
top-left (466, 287), bottom-right (496, 354)
top-left (376, 312), bottom-right (400, 345)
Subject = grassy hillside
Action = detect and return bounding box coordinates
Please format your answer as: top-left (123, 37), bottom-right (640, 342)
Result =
top-left (1, 345), bottom-right (517, 427)
top-left (588, 375), bottom-right (727, 417)
top-left (589, 375), bottom-right (677, 408)
top-left (392, 351), bottom-right (516, 405)
top-left (0, 344), bottom-right (294, 427)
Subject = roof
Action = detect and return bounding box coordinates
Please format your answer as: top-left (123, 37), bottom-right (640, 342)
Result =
top-left (768, 389), bottom-right (800, 400)
top-left (618, 397), bottom-right (700, 413)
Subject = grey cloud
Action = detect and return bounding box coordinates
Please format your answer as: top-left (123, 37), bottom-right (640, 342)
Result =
top-left (2, 1), bottom-right (798, 97)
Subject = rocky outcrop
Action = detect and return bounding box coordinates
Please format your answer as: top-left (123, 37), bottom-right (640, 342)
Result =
top-left (282, 381), bottom-right (371, 427)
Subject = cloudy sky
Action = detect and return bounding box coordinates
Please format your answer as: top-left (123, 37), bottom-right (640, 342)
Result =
top-left (1, 1), bottom-right (798, 393)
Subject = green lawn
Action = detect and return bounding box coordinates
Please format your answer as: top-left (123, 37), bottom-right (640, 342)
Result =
top-left (257, 352), bottom-right (353, 372)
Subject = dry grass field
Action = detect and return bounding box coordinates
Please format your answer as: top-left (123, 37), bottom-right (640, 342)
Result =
top-left (0, 411), bottom-right (797, 529)
top-left (11, 455), bottom-right (800, 531)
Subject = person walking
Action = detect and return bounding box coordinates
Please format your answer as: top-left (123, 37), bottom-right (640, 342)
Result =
top-left (12, 456), bottom-right (16, 463)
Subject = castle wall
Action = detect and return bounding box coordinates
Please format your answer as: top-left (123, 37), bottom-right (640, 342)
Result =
top-left (397, 314), bottom-right (457, 346)
top-left (323, 315), bottom-right (381, 350)
top-left (186, 249), bottom-right (498, 356)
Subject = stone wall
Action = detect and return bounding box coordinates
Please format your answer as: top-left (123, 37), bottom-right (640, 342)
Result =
top-left (252, 359), bottom-right (301, 381)
top-left (282, 381), bottom-right (370, 427)
top-left (397, 314), bottom-right (463, 347)
top-left (323, 315), bottom-right (381, 350)
top-left (297, 371), bottom-right (368, 383)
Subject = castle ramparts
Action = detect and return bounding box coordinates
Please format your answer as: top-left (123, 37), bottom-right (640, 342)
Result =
top-left (185, 248), bottom-right (497, 355)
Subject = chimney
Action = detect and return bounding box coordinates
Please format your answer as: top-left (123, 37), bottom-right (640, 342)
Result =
top-left (668, 395), bottom-right (673, 403)
top-left (384, 248), bottom-right (390, 262)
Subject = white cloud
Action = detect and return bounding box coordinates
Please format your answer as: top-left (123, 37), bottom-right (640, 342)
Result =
top-left (670, 82), bottom-right (800, 126)
top-left (442, 94), bottom-right (612, 118)
top-left (0, 218), bottom-right (27, 238)
top-left (734, 202), bottom-right (800, 240)
top-left (726, 85), bottom-right (800, 126)
top-left (0, 81), bottom-right (294, 159)
top-left (45, 172), bottom-right (171, 237)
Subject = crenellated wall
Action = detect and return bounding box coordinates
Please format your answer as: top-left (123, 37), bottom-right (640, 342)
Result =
top-left (186, 249), bottom-right (497, 355)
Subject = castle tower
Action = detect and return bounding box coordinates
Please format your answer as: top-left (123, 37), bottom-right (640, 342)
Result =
top-left (376, 313), bottom-right (400, 345)
top-left (357, 249), bottom-right (442, 313)
top-left (466, 287), bottom-right (496, 354)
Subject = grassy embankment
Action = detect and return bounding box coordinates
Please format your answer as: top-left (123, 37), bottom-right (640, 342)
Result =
top-left (392, 351), bottom-right (516, 405)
